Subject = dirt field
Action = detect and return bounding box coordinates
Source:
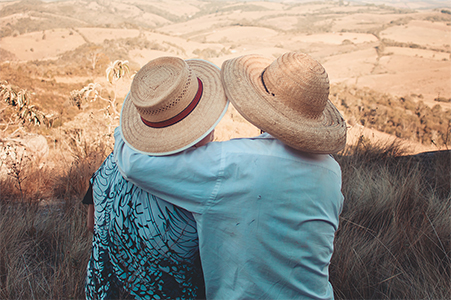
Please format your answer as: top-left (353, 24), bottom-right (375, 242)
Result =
top-left (0, 0), bottom-right (450, 154)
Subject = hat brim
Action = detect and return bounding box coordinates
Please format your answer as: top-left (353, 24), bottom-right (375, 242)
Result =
top-left (121, 59), bottom-right (228, 156)
top-left (221, 54), bottom-right (346, 154)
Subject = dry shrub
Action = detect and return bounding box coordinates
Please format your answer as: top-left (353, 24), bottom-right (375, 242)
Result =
top-left (0, 163), bottom-right (55, 204)
top-left (51, 140), bottom-right (109, 204)
top-left (1, 138), bottom-right (107, 206)
top-left (332, 140), bottom-right (451, 299)
top-left (0, 145), bottom-right (54, 204)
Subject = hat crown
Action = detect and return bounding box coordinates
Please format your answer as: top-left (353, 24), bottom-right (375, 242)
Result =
top-left (130, 57), bottom-right (198, 122)
top-left (262, 52), bottom-right (329, 119)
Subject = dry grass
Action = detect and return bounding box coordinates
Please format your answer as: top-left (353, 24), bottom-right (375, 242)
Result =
top-left (332, 140), bottom-right (450, 299)
top-left (0, 200), bottom-right (90, 299)
top-left (0, 140), bottom-right (450, 299)
top-left (0, 142), bottom-right (107, 299)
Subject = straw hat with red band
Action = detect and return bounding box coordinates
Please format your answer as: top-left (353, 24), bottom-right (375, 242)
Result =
top-left (120, 56), bottom-right (228, 155)
top-left (221, 52), bottom-right (347, 154)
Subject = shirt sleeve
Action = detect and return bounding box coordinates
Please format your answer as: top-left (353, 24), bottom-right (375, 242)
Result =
top-left (113, 127), bottom-right (223, 214)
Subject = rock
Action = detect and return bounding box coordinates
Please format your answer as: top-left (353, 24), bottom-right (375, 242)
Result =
top-left (0, 134), bottom-right (49, 177)
top-left (2, 134), bottom-right (49, 159)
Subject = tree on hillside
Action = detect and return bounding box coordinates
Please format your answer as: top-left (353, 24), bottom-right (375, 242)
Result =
top-left (331, 84), bottom-right (451, 148)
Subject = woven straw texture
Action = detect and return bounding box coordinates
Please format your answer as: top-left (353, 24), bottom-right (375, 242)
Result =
top-left (221, 52), bottom-right (347, 154)
top-left (121, 57), bottom-right (228, 155)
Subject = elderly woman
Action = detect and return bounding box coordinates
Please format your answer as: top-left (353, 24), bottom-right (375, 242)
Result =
top-left (84, 56), bottom-right (228, 299)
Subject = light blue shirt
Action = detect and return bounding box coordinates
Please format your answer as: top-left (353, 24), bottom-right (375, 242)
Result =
top-left (114, 127), bottom-right (344, 300)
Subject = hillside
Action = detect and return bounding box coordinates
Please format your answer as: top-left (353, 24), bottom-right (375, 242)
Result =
top-left (0, 0), bottom-right (450, 166)
top-left (0, 2), bottom-right (450, 298)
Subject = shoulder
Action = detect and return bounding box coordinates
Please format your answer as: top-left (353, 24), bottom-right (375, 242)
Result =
top-left (217, 134), bottom-right (342, 176)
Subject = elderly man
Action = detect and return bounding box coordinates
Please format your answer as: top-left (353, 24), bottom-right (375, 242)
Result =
top-left (115, 52), bottom-right (347, 299)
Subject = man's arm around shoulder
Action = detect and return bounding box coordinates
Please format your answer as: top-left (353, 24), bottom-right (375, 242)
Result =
top-left (113, 127), bottom-right (222, 213)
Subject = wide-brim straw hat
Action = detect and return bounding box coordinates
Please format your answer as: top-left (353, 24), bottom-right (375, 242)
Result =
top-left (221, 52), bottom-right (346, 154)
top-left (121, 56), bottom-right (228, 155)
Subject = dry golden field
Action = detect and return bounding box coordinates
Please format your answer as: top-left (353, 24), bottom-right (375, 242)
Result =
top-left (1, 0), bottom-right (450, 159)
top-left (0, 1), bottom-right (450, 299)
top-left (1, 0), bottom-right (450, 162)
